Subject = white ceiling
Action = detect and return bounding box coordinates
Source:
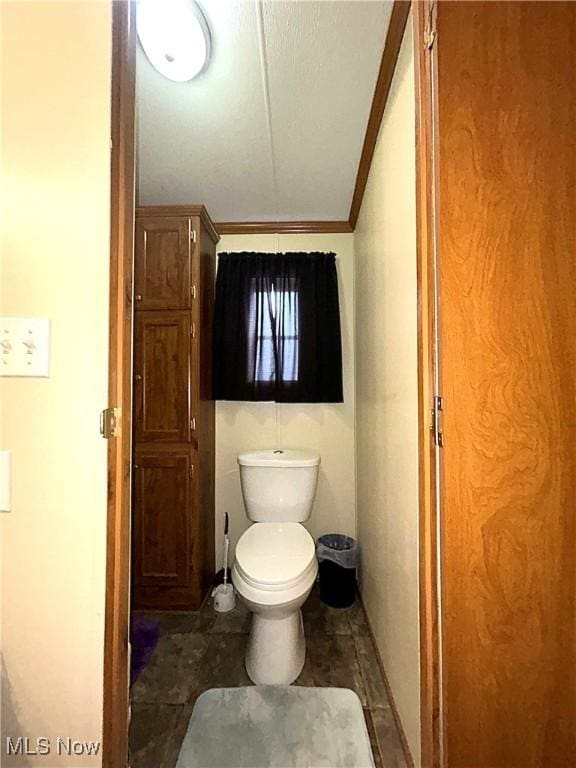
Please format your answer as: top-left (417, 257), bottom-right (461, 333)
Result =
top-left (136, 0), bottom-right (393, 222)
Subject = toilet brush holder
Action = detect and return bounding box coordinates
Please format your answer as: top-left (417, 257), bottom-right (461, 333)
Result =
top-left (213, 512), bottom-right (235, 612)
top-left (213, 582), bottom-right (236, 613)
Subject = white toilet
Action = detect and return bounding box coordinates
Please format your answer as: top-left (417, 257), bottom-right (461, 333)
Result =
top-left (232, 449), bottom-right (320, 685)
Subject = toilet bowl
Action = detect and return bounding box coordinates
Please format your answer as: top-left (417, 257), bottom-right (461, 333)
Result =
top-left (233, 522), bottom-right (317, 684)
top-left (232, 449), bottom-right (321, 685)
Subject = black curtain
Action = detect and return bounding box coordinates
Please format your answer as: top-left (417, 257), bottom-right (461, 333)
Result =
top-left (213, 251), bottom-right (343, 402)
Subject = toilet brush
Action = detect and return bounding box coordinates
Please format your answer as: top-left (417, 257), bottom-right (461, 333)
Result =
top-left (223, 513), bottom-right (230, 586)
top-left (214, 513), bottom-right (235, 613)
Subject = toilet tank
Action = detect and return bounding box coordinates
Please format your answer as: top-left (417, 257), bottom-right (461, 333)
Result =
top-left (237, 449), bottom-right (321, 523)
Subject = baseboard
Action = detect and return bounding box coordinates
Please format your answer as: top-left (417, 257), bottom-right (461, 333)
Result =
top-left (357, 592), bottom-right (416, 768)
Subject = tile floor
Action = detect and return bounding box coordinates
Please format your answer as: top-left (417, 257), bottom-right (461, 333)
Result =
top-left (129, 586), bottom-right (408, 768)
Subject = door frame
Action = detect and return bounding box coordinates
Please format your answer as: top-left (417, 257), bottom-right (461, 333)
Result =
top-left (101, 1), bottom-right (442, 766)
top-left (102, 2), bottom-right (136, 766)
top-left (413, 2), bottom-right (444, 766)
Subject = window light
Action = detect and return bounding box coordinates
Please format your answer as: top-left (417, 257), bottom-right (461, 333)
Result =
top-left (248, 283), bottom-right (300, 384)
top-left (136, 0), bottom-right (211, 83)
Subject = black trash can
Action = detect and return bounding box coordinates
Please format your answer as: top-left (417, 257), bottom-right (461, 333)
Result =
top-left (316, 534), bottom-right (359, 608)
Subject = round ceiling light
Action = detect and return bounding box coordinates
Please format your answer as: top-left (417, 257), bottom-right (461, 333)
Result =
top-left (136, 0), bottom-right (211, 82)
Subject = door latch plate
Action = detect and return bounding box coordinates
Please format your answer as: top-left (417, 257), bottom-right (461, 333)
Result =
top-left (100, 407), bottom-right (121, 439)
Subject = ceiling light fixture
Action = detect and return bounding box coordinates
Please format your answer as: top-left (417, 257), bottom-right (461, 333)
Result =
top-left (136, 0), bottom-right (211, 83)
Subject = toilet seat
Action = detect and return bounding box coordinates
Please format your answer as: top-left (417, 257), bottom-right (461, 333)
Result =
top-left (232, 521), bottom-right (318, 683)
top-left (235, 522), bottom-right (316, 591)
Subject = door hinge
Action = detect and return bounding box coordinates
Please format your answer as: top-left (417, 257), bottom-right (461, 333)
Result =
top-left (191, 322), bottom-right (196, 338)
top-left (191, 284), bottom-right (197, 300)
top-left (424, 1), bottom-right (437, 50)
top-left (430, 395), bottom-right (444, 447)
top-left (100, 407), bottom-right (121, 439)
top-left (190, 229), bottom-right (197, 244)
top-left (189, 464), bottom-right (195, 479)
top-left (191, 416), bottom-right (196, 431)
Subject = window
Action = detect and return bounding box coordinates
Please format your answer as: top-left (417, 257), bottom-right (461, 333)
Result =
top-left (213, 251), bottom-right (343, 403)
top-left (248, 281), bottom-right (299, 384)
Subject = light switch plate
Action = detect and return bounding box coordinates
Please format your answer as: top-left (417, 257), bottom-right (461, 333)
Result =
top-left (0, 317), bottom-right (50, 377)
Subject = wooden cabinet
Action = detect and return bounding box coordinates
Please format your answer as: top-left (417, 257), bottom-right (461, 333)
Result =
top-left (135, 217), bottom-right (191, 309)
top-left (133, 447), bottom-right (194, 588)
top-left (132, 205), bottom-right (218, 610)
top-left (134, 311), bottom-right (191, 444)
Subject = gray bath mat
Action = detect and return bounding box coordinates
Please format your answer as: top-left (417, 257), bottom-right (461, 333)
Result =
top-left (175, 686), bottom-right (375, 768)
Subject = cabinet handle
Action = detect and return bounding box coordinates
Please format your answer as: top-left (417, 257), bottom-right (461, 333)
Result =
top-left (134, 374), bottom-right (142, 382)
top-left (135, 294), bottom-right (142, 301)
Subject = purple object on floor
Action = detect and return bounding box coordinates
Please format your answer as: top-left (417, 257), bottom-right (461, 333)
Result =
top-left (130, 617), bottom-right (160, 685)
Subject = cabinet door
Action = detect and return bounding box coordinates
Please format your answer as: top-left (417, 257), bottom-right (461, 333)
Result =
top-left (134, 312), bottom-right (190, 443)
top-left (135, 217), bottom-right (191, 309)
top-left (133, 448), bottom-right (194, 588)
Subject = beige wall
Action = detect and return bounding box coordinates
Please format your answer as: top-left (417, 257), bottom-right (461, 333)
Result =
top-left (215, 233), bottom-right (355, 566)
top-left (355, 18), bottom-right (421, 766)
top-left (1, 3), bottom-right (112, 764)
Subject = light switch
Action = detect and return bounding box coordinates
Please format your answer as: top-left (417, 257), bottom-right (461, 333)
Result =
top-left (0, 318), bottom-right (50, 377)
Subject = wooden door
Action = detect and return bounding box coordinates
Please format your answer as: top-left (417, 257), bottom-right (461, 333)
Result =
top-left (134, 216), bottom-right (191, 309)
top-left (133, 447), bottom-right (194, 587)
top-left (134, 311), bottom-right (191, 443)
top-left (436, 3), bottom-right (576, 766)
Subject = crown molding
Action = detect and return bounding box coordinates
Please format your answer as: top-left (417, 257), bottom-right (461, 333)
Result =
top-left (215, 220), bottom-right (353, 235)
top-left (348, 0), bottom-right (411, 229)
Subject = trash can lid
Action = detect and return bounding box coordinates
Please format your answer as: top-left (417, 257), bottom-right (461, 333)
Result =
top-left (317, 534), bottom-right (357, 551)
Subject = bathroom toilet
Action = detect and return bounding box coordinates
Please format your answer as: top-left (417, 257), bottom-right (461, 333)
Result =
top-left (232, 449), bottom-right (320, 685)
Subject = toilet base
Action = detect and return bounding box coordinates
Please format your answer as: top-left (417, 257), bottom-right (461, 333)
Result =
top-left (245, 609), bottom-right (305, 685)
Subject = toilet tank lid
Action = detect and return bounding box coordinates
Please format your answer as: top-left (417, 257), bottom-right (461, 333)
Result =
top-left (238, 449), bottom-right (321, 468)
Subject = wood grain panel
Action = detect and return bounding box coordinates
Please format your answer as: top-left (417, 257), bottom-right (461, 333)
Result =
top-left (196, 219), bottom-right (216, 598)
top-left (437, 3), bottom-right (576, 766)
top-left (215, 220), bottom-right (353, 235)
top-left (133, 447), bottom-right (193, 588)
top-left (413, 3), bottom-right (442, 766)
top-left (137, 204), bottom-right (220, 244)
top-left (103, 2), bottom-right (135, 766)
top-left (134, 311), bottom-right (191, 443)
top-left (135, 217), bottom-right (191, 309)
